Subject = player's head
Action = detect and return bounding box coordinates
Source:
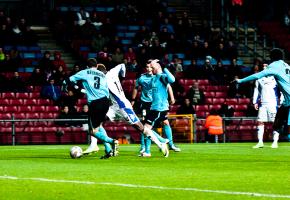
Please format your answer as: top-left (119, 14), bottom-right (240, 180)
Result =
top-left (145, 60), bottom-right (153, 74)
top-left (96, 63), bottom-right (107, 73)
top-left (87, 58), bottom-right (98, 68)
top-left (270, 48), bottom-right (284, 62)
top-left (147, 59), bottom-right (161, 74)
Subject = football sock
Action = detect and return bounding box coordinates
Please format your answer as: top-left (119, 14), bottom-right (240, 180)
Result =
top-left (94, 127), bottom-right (114, 144)
top-left (90, 136), bottom-right (98, 148)
top-left (163, 124), bottom-right (173, 146)
top-left (144, 136), bottom-right (151, 154)
top-left (104, 142), bottom-right (112, 154)
top-left (257, 125), bottom-right (264, 143)
top-left (140, 133), bottom-right (145, 150)
top-left (273, 131), bottom-right (279, 143)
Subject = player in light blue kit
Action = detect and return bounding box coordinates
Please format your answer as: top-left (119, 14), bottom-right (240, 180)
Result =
top-left (236, 48), bottom-right (290, 147)
top-left (67, 58), bottom-right (118, 159)
top-left (132, 61), bottom-right (181, 157)
top-left (142, 59), bottom-right (180, 157)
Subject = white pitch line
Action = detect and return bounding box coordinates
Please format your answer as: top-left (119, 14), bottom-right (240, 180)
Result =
top-left (1, 175), bottom-right (290, 198)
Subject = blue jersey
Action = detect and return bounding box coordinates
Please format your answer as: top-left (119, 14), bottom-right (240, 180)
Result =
top-left (150, 68), bottom-right (175, 111)
top-left (135, 73), bottom-right (153, 102)
top-left (238, 60), bottom-right (290, 106)
top-left (69, 68), bottom-right (109, 103)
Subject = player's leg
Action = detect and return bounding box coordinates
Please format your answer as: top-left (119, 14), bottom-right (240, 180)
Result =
top-left (83, 135), bottom-right (99, 155)
top-left (162, 120), bottom-right (181, 152)
top-left (272, 106), bottom-right (288, 148)
top-left (89, 98), bottom-right (118, 158)
top-left (253, 107), bottom-right (266, 148)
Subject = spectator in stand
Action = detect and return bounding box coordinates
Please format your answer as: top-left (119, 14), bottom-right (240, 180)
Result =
top-left (171, 80), bottom-right (185, 105)
top-left (187, 82), bottom-right (205, 106)
top-left (226, 58), bottom-right (244, 83)
top-left (111, 47), bottom-right (124, 64)
top-left (107, 35), bottom-right (122, 52)
top-left (177, 97), bottom-right (196, 115)
top-left (52, 51), bottom-right (67, 72)
top-left (218, 100), bottom-right (235, 125)
top-left (75, 7), bottom-right (90, 27)
top-left (133, 25), bottom-right (150, 45)
top-left (199, 41), bottom-right (213, 60)
top-left (90, 11), bottom-right (103, 30)
top-left (226, 40), bottom-right (238, 61)
top-left (100, 17), bottom-right (116, 40)
top-left (124, 47), bottom-right (136, 65)
top-left (158, 26), bottom-right (171, 44)
top-left (40, 77), bottom-right (61, 103)
top-left (168, 55), bottom-right (183, 73)
top-left (58, 88), bottom-right (78, 114)
top-left (38, 51), bottom-right (54, 81)
top-left (22, 26), bottom-right (38, 46)
top-left (184, 58), bottom-right (199, 79)
top-left (69, 63), bottom-right (82, 76)
top-left (0, 52), bottom-right (18, 72)
top-left (204, 109), bottom-right (223, 143)
top-left (166, 33), bottom-right (180, 53)
top-left (29, 67), bottom-right (46, 86)
top-left (214, 42), bottom-right (228, 61)
top-left (51, 65), bottom-right (67, 86)
top-left (149, 38), bottom-right (165, 60)
top-left (215, 60), bottom-right (227, 85)
top-left (160, 17), bottom-right (174, 34)
top-left (55, 105), bottom-right (76, 127)
top-left (187, 40), bottom-right (201, 60)
top-left (0, 24), bottom-right (11, 46)
top-left (91, 32), bottom-right (109, 52)
top-left (8, 71), bottom-right (27, 92)
top-left (136, 47), bottom-right (150, 67)
top-left (204, 57), bottom-right (217, 83)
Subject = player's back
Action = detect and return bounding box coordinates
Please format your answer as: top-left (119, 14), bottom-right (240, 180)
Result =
top-left (137, 73), bottom-right (153, 102)
top-left (69, 68), bottom-right (108, 103)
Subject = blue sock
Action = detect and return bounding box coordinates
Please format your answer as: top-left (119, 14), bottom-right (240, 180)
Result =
top-left (163, 124), bottom-right (173, 146)
top-left (104, 142), bottom-right (112, 154)
top-left (140, 133), bottom-right (145, 150)
top-left (144, 136), bottom-right (151, 154)
top-left (94, 127), bottom-right (114, 144)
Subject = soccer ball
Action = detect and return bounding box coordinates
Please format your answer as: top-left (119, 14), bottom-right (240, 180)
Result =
top-left (70, 146), bottom-right (83, 159)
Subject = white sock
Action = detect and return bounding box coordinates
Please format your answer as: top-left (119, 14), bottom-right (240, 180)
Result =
top-left (273, 131), bottom-right (279, 143)
top-left (143, 127), bottom-right (162, 149)
top-left (89, 136), bottom-right (98, 149)
top-left (257, 125), bottom-right (264, 143)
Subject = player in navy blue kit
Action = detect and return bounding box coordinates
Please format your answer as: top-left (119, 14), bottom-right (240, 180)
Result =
top-left (67, 58), bottom-right (118, 159)
top-left (236, 48), bottom-right (290, 147)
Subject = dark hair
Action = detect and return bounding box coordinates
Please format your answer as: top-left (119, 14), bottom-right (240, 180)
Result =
top-left (87, 58), bottom-right (97, 67)
top-left (270, 48), bottom-right (284, 62)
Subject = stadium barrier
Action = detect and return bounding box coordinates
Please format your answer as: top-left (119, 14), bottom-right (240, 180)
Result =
top-left (0, 114), bottom-right (266, 145)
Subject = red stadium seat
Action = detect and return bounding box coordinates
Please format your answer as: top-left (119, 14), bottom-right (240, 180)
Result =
top-left (10, 99), bottom-right (23, 105)
top-left (26, 113), bottom-right (40, 119)
top-left (0, 99), bottom-right (10, 105)
top-left (1, 92), bottom-right (15, 99)
top-left (212, 98), bottom-right (225, 105)
top-left (18, 106), bottom-right (32, 113)
top-left (195, 105), bottom-right (209, 112)
top-left (37, 99), bottom-right (52, 105)
top-left (23, 99), bottom-right (38, 105)
top-left (3, 106), bottom-right (18, 113)
top-left (46, 106), bottom-right (60, 113)
top-left (225, 98), bottom-right (238, 105)
top-left (197, 79), bottom-right (209, 85)
top-left (31, 105), bottom-right (46, 113)
top-left (203, 92), bottom-right (215, 98)
top-left (29, 92), bottom-right (40, 98)
top-left (209, 104), bottom-right (221, 111)
top-left (205, 98), bottom-right (213, 104)
top-left (215, 92), bottom-right (227, 98)
top-left (238, 98), bottom-right (250, 104)
top-left (15, 92), bottom-right (30, 99)
top-left (234, 105), bottom-right (248, 111)
top-left (14, 113), bottom-right (26, 119)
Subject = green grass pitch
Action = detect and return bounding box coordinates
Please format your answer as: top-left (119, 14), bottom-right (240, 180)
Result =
top-left (0, 143), bottom-right (290, 200)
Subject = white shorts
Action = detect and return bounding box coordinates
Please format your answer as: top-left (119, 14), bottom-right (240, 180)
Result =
top-left (257, 105), bottom-right (277, 122)
top-left (106, 94), bottom-right (140, 125)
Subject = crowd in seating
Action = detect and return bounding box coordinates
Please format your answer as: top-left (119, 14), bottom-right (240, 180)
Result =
top-left (1, 0), bottom-right (286, 144)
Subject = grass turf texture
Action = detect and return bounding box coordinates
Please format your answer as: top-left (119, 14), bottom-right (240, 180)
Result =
top-left (0, 143), bottom-right (290, 200)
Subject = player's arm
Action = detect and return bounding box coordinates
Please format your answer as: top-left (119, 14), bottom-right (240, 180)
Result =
top-left (131, 77), bottom-right (140, 106)
top-left (162, 68), bottom-right (175, 84)
top-left (167, 84), bottom-right (175, 105)
top-left (237, 68), bottom-right (273, 84)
